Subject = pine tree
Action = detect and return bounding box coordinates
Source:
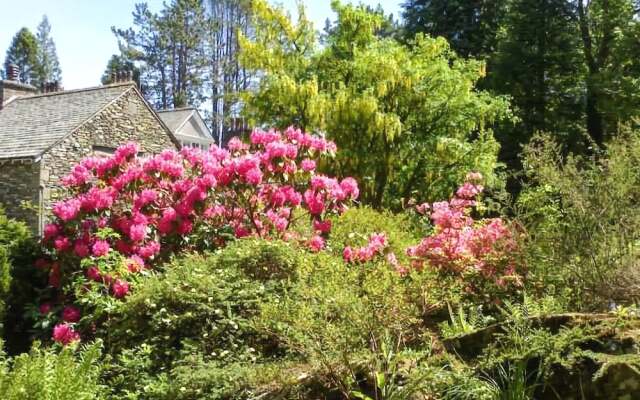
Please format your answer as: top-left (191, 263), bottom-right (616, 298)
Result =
top-left (33, 15), bottom-right (62, 88)
top-left (114, 0), bottom-right (208, 109)
top-left (3, 28), bottom-right (39, 84)
top-left (100, 54), bottom-right (140, 86)
top-left (489, 0), bottom-right (585, 161)
top-left (401, 0), bottom-right (506, 59)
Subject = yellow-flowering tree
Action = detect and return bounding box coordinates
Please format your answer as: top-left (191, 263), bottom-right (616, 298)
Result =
top-left (240, 0), bottom-right (512, 208)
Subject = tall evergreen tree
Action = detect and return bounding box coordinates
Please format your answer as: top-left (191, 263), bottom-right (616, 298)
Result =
top-left (3, 28), bottom-right (38, 84)
top-left (33, 15), bottom-right (62, 88)
top-left (115, 0), bottom-right (208, 109)
top-left (574, 0), bottom-right (639, 145)
top-left (401, 0), bottom-right (506, 58)
top-left (489, 0), bottom-right (585, 162)
top-left (100, 54), bottom-right (141, 86)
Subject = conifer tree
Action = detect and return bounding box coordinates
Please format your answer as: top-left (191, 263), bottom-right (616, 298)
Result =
top-left (33, 15), bottom-right (62, 88)
top-left (3, 28), bottom-right (38, 84)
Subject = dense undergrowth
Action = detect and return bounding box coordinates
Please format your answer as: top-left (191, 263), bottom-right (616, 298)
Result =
top-left (1, 126), bottom-right (640, 399)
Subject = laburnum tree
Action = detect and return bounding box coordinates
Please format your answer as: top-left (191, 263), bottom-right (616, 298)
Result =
top-left (239, 0), bottom-right (511, 209)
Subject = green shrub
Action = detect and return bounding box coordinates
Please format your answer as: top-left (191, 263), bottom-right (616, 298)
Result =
top-left (328, 206), bottom-right (420, 259)
top-left (0, 340), bottom-right (105, 400)
top-left (0, 206), bottom-right (39, 350)
top-left (518, 130), bottom-right (640, 309)
top-left (102, 239), bottom-right (301, 398)
top-left (256, 247), bottom-right (426, 398)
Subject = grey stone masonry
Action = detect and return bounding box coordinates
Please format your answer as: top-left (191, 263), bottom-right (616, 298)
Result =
top-left (0, 84), bottom-right (178, 234)
top-left (0, 80), bottom-right (37, 109)
top-left (0, 160), bottom-right (41, 229)
top-left (40, 87), bottom-right (177, 221)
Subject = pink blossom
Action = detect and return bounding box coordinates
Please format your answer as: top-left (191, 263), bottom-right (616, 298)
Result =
top-left (313, 219), bottom-right (332, 233)
top-left (43, 224), bottom-right (60, 240)
top-left (86, 266), bottom-right (102, 282)
top-left (340, 177), bottom-right (359, 200)
top-left (343, 246), bottom-right (354, 262)
top-left (92, 240), bottom-right (110, 257)
top-left (245, 168), bottom-right (263, 185)
top-left (112, 279), bottom-right (130, 298)
top-left (129, 224), bottom-right (147, 242)
top-left (39, 303), bottom-right (52, 314)
top-left (301, 159), bottom-right (316, 172)
top-left (73, 241), bottom-right (90, 258)
top-left (137, 241), bottom-right (160, 259)
top-left (309, 235), bottom-right (325, 252)
top-left (53, 199), bottom-right (81, 221)
top-left (54, 236), bottom-right (72, 252)
top-left (52, 323), bottom-right (80, 345)
top-left (62, 305), bottom-right (81, 323)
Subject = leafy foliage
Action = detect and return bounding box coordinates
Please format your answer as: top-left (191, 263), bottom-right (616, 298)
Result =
top-left (0, 340), bottom-right (105, 400)
top-left (240, 0), bottom-right (511, 208)
top-left (518, 130), bottom-right (640, 308)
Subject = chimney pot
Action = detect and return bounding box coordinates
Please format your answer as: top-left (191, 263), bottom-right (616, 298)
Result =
top-left (6, 64), bottom-right (19, 82)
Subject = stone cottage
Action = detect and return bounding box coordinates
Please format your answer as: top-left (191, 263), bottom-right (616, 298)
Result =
top-left (157, 107), bottom-right (215, 149)
top-left (0, 71), bottom-right (179, 234)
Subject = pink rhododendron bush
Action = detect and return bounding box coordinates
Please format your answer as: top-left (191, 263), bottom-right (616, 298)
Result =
top-left (36, 127), bottom-right (359, 344)
top-left (406, 173), bottom-right (525, 299)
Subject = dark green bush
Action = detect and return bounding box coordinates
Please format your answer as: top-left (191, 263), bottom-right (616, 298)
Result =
top-left (0, 339), bottom-right (105, 400)
top-left (0, 207), bottom-right (39, 350)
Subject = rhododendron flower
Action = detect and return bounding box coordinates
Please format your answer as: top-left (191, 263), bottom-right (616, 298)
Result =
top-left (73, 241), bottom-right (90, 258)
top-left (127, 255), bottom-right (144, 272)
top-left (43, 224), bottom-right (60, 240)
top-left (406, 174), bottom-right (523, 292)
top-left (137, 241), bottom-right (160, 259)
top-left (53, 199), bottom-right (81, 221)
top-left (62, 305), bottom-right (81, 323)
top-left (313, 219), bottom-right (332, 234)
top-left (245, 168), bottom-right (263, 185)
top-left (345, 233), bottom-right (389, 264)
top-left (343, 246), bottom-right (354, 262)
top-left (54, 236), bottom-right (71, 252)
top-left (39, 303), bottom-right (52, 314)
top-left (309, 235), bottom-right (325, 252)
top-left (129, 224), bottom-right (147, 242)
top-left (112, 279), bottom-right (130, 298)
top-left (301, 158), bottom-right (316, 172)
top-left (92, 240), bottom-right (110, 257)
top-left (52, 323), bottom-right (80, 345)
top-left (86, 266), bottom-right (102, 282)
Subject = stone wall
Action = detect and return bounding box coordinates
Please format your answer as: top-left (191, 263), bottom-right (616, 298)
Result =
top-left (0, 80), bottom-right (37, 108)
top-left (39, 87), bottom-right (177, 223)
top-left (0, 160), bottom-right (41, 231)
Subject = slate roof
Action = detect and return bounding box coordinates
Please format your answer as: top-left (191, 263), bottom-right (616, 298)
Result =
top-left (0, 82), bottom-right (134, 159)
top-left (157, 107), bottom-right (197, 133)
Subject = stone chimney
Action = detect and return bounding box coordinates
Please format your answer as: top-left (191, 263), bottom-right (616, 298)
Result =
top-left (0, 64), bottom-right (37, 110)
top-left (110, 70), bottom-right (134, 84)
top-left (41, 81), bottom-right (61, 94)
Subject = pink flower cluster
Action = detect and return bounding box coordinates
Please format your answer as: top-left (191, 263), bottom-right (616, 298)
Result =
top-left (343, 233), bottom-right (389, 263)
top-left (38, 127), bottom-right (358, 344)
top-left (406, 173), bottom-right (523, 290)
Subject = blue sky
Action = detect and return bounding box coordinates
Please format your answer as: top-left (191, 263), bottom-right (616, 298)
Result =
top-left (0, 0), bottom-right (402, 90)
